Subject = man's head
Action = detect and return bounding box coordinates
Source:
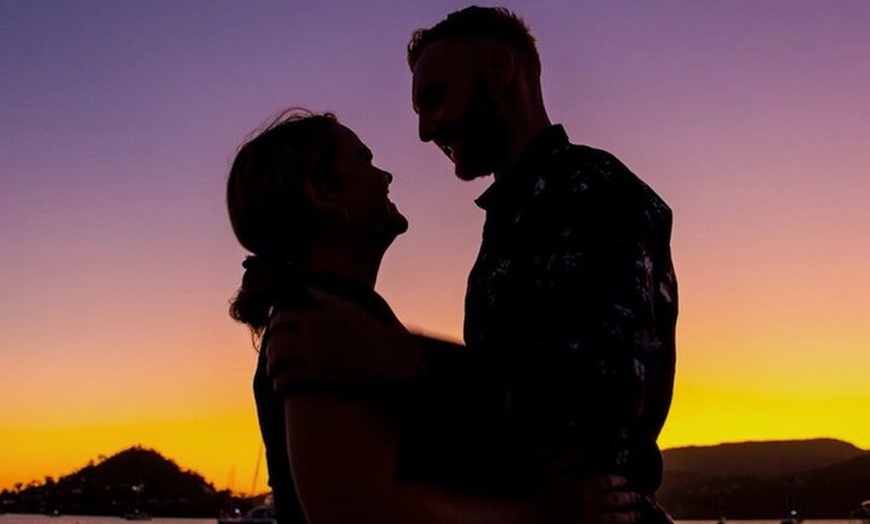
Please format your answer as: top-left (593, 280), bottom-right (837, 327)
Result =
top-left (408, 6), bottom-right (546, 180)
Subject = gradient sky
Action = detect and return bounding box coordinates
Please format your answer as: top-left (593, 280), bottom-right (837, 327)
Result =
top-left (2, 0), bottom-right (869, 494)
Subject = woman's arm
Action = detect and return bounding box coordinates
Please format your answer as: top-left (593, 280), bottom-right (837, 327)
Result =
top-left (285, 393), bottom-right (639, 524)
top-left (285, 392), bottom-right (546, 524)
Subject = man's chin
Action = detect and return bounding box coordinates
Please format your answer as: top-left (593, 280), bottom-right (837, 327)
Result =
top-left (454, 162), bottom-right (491, 181)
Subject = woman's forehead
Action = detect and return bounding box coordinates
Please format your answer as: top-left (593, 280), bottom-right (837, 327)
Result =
top-left (334, 124), bottom-right (358, 144)
top-left (333, 124), bottom-right (369, 153)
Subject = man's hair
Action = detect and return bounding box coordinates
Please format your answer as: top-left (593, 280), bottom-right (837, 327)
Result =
top-left (407, 5), bottom-right (540, 77)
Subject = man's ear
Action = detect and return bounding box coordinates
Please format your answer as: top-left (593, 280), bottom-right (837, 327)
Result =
top-left (302, 177), bottom-right (338, 214)
top-left (485, 42), bottom-right (517, 92)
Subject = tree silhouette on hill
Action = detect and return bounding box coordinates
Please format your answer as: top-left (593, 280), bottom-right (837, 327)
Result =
top-left (0, 445), bottom-right (260, 517)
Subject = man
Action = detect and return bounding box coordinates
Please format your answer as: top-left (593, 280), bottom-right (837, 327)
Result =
top-left (267, 6), bottom-right (677, 523)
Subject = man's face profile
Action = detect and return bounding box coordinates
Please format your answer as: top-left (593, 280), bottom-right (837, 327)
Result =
top-left (412, 38), bottom-right (509, 180)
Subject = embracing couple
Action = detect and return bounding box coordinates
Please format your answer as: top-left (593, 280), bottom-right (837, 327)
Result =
top-left (227, 6), bottom-right (678, 524)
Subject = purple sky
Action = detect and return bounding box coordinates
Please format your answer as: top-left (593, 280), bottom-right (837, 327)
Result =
top-left (2, 0), bottom-right (869, 491)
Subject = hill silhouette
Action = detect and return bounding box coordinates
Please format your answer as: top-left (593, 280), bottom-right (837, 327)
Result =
top-left (657, 438), bottom-right (870, 519)
top-left (2, 439), bottom-right (868, 518)
top-left (0, 446), bottom-right (252, 517)
top-left (663, 438), bottom-right (864, 479)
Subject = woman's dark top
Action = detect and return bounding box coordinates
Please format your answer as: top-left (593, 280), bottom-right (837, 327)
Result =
top-left (252, 273), bottom-right (405, 524)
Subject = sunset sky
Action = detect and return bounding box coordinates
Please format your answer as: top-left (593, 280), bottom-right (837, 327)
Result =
top-left (2, 0), bottom-right (869, 495)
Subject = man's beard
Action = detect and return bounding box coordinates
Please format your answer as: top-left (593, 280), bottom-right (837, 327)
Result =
top-left (453, 79), bottom-right (509, 181)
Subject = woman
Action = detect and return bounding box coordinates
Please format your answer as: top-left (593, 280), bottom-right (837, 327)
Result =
top-left (226, 109), bottom-right (640, 523)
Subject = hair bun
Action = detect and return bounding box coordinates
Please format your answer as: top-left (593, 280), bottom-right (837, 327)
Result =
top-left (241, 255), bottom-right (306, 297)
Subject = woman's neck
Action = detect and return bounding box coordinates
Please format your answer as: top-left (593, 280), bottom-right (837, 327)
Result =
top-left (304, 240), bottom-right (385, 289)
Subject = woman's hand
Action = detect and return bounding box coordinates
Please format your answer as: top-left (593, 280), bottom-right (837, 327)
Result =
top-left (542, 469), bottom-right (641, 524)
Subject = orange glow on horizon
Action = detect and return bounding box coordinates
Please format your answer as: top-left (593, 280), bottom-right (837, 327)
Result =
top-left (3, 0), bottom-right (870, 497)
top-left (0, 410), bottom-right (270, 496)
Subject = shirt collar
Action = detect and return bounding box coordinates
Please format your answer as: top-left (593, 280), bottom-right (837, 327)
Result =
top-left (475, 124), bottom-right (570, 212)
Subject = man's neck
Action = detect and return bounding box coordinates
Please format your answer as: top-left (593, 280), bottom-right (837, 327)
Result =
top-left (495, 116), bottom-right (552, 180)
top-left (493, 121), bottom-right (550, 179)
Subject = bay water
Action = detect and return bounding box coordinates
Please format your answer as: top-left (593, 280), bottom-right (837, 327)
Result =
top-left (0, 516), bottom-right (857, 524)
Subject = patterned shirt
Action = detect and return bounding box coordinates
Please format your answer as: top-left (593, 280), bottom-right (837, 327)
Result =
top-left (461, 125), bottom-right (678, 495)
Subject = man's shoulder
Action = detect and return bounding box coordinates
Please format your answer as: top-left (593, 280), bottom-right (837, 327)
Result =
top-left (558, 142), bottom-right (636, 182)
top-left (545, 142), bottom-right (673, 225)
top-left (555, 143), bottom-right (665, 195)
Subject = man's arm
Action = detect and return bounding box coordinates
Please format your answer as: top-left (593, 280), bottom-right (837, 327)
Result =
top-left (635, 219), bottom-right (678, 441)
top-left (514, 171), bottom-right (676, 488)
top-left (266, 289), bottom-right (472, 392)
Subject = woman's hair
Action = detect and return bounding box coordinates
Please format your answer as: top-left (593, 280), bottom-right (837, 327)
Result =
top-left (226, 108), bottom-right (339, 335)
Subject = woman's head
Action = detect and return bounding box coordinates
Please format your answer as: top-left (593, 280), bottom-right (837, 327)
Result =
top-left (227, 108), bottom-right (407, 333)
top-left (227, 109), bottom-right (339, 261)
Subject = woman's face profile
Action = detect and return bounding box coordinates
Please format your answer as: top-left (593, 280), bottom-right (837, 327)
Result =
top-left (325, 124), bottom-right (408, 239)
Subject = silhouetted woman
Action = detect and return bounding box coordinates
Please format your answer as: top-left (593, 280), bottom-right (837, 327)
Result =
top-left (226, 109), bottom-right (640, 524)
